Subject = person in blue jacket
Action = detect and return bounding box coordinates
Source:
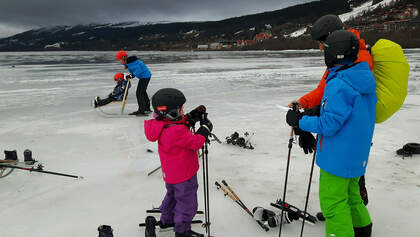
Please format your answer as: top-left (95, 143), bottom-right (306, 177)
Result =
top-left (116, 50), bottom-right (152, 116)
top-left (93, 73), bottom-right (131, 108)
top-left (286, 30), bottom-right (376, 237)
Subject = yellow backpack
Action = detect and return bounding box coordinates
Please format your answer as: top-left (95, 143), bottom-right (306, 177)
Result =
top-left (371, 39), bottom-right (410, 123)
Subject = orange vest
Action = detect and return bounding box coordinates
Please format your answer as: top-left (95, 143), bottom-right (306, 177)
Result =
top-left (299, 29), bottom-right (373, 109)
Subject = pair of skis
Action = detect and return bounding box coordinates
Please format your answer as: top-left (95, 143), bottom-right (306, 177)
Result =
top-left (139, 208), bottom-right (205, 237)
top-left (215, 180), bottom-right (269, 231)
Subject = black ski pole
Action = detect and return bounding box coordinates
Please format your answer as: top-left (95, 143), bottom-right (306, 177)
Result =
top-left (299, 135), bottom-right (318, 237)
top-left (201, 141), bottom-right (211, 236)
top-left (147, 165), bottom-right (161, 176)
top-left (198, 112), bottom-right (211, 237)
top-left (0, 164), bottom-right (83, 179)
top-left (279, 103), bottom-right (298, 237)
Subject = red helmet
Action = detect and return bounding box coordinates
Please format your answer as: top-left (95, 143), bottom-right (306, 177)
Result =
top-left (114, 73), bottom-right (125, 82)
top-left (116, 50), bottom-right (127, 60)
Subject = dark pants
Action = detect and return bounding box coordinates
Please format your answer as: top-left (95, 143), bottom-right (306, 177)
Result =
top-left (136, 77), bottom-right (151, 112)
top-left (160, 175), bottom-right (198, 233)
top-left (358, 175), bottom-right (368, 206)
top-left (97, 97), bottom-right (119, 107)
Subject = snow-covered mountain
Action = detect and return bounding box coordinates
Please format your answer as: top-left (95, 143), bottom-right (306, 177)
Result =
top-left (0, 0), bottom-right (418, 51)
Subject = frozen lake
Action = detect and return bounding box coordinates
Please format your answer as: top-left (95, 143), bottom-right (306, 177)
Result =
top-left (1, 50), bottom-right (420, 237)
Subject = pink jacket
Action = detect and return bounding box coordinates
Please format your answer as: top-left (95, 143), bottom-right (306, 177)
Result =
top-left (144, 117), bottom-right (207, 184)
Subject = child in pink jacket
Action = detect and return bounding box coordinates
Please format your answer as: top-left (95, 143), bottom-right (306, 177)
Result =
top-left (144, 88), bottom-right (212, 237)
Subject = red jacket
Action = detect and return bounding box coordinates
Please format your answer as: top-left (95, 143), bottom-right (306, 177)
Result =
top-left (299, 29), bottom-right (374, 109)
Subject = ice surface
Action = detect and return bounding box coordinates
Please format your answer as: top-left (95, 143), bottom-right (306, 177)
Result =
top-left (1, 49), bottom-right (420, 237)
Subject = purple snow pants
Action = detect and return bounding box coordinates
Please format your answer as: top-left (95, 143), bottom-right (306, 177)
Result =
top-left (160, 174), bottom-right (199, 233)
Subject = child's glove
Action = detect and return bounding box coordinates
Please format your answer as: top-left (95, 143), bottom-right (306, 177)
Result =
top-left (200, 118), bottom-right (213, 132)
top-left (196, 118), bottom-right (213, 140)
top-left (186, 105), bottom-right (206, 127)
top-left (298, 131), bottom-right (317, 154)
top-left (286, 109), bottom-right (302, 128)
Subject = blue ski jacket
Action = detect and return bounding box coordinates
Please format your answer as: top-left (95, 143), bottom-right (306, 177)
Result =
top-left (110, 79), bottom-right (131, 100)
top-left (126, 56), bottom-right (152, 79)
top-left (299, 62), bottom-right (377, 178)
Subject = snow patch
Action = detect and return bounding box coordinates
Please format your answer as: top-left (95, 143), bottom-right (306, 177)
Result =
top-left (340, 0), bottom-right (396, 22)
top-left (287, 27), bottom-right (307, 38)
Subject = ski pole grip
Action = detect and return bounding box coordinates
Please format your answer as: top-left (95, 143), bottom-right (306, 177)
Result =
top-left (221, 180), bottom-right (228, 186)
top-left (215, 181), bottom-right (221, 189)
top-left (292, 102), bottom-right (299, 112)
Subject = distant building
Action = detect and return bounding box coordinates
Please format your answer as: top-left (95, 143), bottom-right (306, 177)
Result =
top-left (210, 42), bottom-right (222, 49)
top-left (197, 44), bottom-right (209, 50)
top-left (254, 32), bottom-right (272, 42)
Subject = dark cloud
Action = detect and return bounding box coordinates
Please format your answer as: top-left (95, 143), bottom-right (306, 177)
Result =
top-left (0, 0), bottom-right (312, 37)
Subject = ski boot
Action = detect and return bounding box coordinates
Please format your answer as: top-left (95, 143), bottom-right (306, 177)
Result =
top-left (23, 149), bottom-right (36, 165)
top-left (175, 230), bottom-right (204, 237)
top-left (267, 210), bottom-right (299, 227)
top-left (145, 216), bottom-right (157, 237)
top-left (316, 212), bottom-right (325, 221)
top-left (252, 207), bottom-right (276, 222)
top-left (354, 223), bottom-right (372, 237)
top-left (4, 150), bottom-right (18, 161)
top-left (92, 96), bottom-right (99, 108)
top-left (97, 225), bottom-right (113, 237)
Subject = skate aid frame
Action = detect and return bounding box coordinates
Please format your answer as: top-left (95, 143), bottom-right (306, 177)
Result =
top-left (120, 76), bottom-right (131, 114)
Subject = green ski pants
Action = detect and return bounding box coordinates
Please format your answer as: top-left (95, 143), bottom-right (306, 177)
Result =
top-left (319, 169), bottom-right (372, 237)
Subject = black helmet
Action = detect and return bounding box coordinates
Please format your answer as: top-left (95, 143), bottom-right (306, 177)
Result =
top-left (152, 88), bottom-right (186, 120)
top-left (323, 30), bottom-right (359, 68)
top-left (311, 15), bottom-right (343, 41)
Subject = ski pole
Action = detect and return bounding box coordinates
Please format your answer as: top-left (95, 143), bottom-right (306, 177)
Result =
top-left (201, 138), bottom-right (211, 236)
top-left (279, 103), bottom-right (298, 237)
top-left (147, 165), bottom-right (161, 176)
top-left (299, 135), bottom-right (318, 237)
top-left (221, 180), bottom-right (250, 214)
top-left (0, 164), bottom-right (83, 179)
top-left (215, 181), bottom-right (269, 231)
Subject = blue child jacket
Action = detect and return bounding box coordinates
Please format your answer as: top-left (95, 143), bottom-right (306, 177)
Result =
top-left (299, 62), bottom-right (377, 178)
top-left (111, 80), bottom-right (131, 100)
top-left (126, 56), bottom-right (152, 79)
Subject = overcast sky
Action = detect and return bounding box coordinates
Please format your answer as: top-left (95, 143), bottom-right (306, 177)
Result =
top-left (0, 0), bottom-right (313, 38)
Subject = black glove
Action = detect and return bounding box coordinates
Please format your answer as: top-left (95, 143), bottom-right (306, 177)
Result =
top-left (185, 105), bottom-right (207, 127)
top-left (189, 105), bottom-right (207, 121)
top-left (200, 118), bottom-right (213, 132)
top-left (195, 118), bottom-right (212, 140)
top-left (298, 131), bottom-right (317, 154)
top-left (303, 105), bottom-right (321, 117)
top-left (126, 74), bottom-right (135, 79)
top-left (286, 109), bottom-right (302, 128)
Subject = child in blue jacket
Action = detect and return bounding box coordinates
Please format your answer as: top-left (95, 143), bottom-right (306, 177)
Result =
top-left (286, 30), bottom-right (376, 237)
top-left (93, 73), bottom-right (131, 108)
top-left (116, 50), bottom-right (152, 116)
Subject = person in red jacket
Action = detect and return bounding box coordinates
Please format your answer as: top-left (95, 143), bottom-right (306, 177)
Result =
top-left (288, 14), bottom-right (372, 222)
